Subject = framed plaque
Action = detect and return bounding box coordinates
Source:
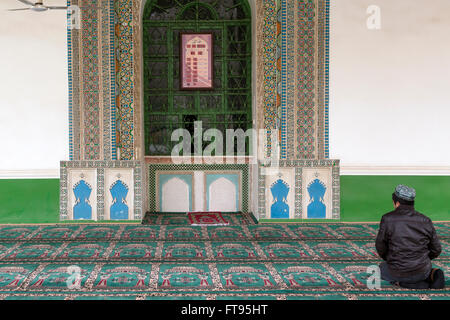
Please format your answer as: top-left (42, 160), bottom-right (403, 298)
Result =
top-left (180, 33), bottom-right (214, 90)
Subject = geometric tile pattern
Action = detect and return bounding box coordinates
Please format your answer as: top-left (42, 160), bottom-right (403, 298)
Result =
top-left (147, 164), bottom-right (250, 213)
top-left (68, 0), bottom-right (116, 161)
top-left (114, 0), bottom-right (135, 160)
top-left (257, 159), bottom-right (340, 219)
top-left (66, 0), bottom-right (335, 220)
top-left (295, 0), bottom-right (330, 159)
top-left (59, 161), bottom-right (143, 220)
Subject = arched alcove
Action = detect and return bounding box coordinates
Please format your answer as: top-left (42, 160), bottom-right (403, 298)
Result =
top-left (161, 177), bottom-right (191, 212)
top-left (141, 0), bottom-right (253, 156)
top-left (208, 177), bottom-right (237, 212)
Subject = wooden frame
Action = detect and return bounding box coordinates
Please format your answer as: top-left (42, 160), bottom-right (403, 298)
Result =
top-left (180, 32), bottom-right (214, 90)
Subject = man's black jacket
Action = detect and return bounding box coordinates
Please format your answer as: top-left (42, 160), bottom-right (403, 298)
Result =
top-left (375, 204), bottom-right (442, 278)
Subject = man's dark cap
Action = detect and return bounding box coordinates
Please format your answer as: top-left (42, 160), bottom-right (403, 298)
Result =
top-left (394, 184), bottom-right (416, 202)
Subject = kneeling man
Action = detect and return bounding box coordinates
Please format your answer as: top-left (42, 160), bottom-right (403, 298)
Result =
top-left (376, 184), bottom-right (445, 289)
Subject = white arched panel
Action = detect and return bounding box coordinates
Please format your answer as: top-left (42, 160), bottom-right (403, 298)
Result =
top-left (161, 177), bottom-right (190, 212)
top-left (208, 177), bottom-right (237, 212)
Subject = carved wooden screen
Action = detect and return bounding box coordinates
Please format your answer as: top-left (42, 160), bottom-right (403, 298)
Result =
top-left (143, 0), bottom-right (252, 155)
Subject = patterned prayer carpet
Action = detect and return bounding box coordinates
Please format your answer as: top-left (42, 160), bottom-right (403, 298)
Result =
top-left (0, 214), bottom-right (449, 300)
top-left (187, 212), bottom-right (230, 226)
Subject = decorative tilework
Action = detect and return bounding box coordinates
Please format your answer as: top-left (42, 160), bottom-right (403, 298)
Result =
top-left (278, 0), bottom-right (284, 159)
top-left (285, 0), bottom-right (296, 160)
top-left (258, 160), bottom-right (340, 220)
top-left (259, 0), bottom-right (330, 160)
top-left (295, 0), bottom-right (330, 159)
top-left (115, 0), bottom-right (134, 160)
top-left (68, 0), bottom-right (81, 161)
top-left (148, 164), bottom-right (250, 213)
top-left (67, 0), bottom-right (74, 160)
top-left (324, 0), bottom-right (330, 158)
top-left (65, 0), bottom-right (337, 219)
top-left (60, 161), bottom-right (143, 221)
top-left (296, 0), bottom-right (316, 159)
top-left (68, 0), bottom-right (117, 161)
top-left (81, 0), bottom-right (100, 160)
top-left (316, 0), bottom-right (330, 159)
top-left (263, 0), bottom-right (278, 132)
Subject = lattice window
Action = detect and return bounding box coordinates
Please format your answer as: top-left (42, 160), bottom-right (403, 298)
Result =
top-left (143, 0), bottom-right (252, 156)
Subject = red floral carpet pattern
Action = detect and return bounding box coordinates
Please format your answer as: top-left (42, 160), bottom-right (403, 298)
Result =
top-left (188, 212), bottom-right (229, 226)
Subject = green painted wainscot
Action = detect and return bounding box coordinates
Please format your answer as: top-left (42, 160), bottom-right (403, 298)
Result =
top-left (0, 176), bottom-right (449, 224)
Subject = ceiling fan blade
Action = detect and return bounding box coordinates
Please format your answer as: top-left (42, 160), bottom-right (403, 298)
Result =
top-left (16, 0), bottom-right (34, 6)
top-left (7, 8), bottom-right (30, 11)
top-left (47, 6), bottom-right (68, 10)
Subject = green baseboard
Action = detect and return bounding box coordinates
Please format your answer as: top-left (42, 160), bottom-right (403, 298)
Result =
top-left (0, 179), bottom-right (60, 224)
top-left (0, 176), bottom-right (449, 224)
top-left (340, 176), bottom-right (450, 222)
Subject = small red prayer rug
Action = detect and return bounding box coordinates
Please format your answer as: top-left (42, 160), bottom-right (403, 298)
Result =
top-left (187, 212), bottom-right (229, 226)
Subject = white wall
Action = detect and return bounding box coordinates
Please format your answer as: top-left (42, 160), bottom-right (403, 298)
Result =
top-left (0, 0), bottom-right (68, 177)
top-left (330, 0), bottom-right (450, 170)
top-left (0, 0), bottom-right (449, 177)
